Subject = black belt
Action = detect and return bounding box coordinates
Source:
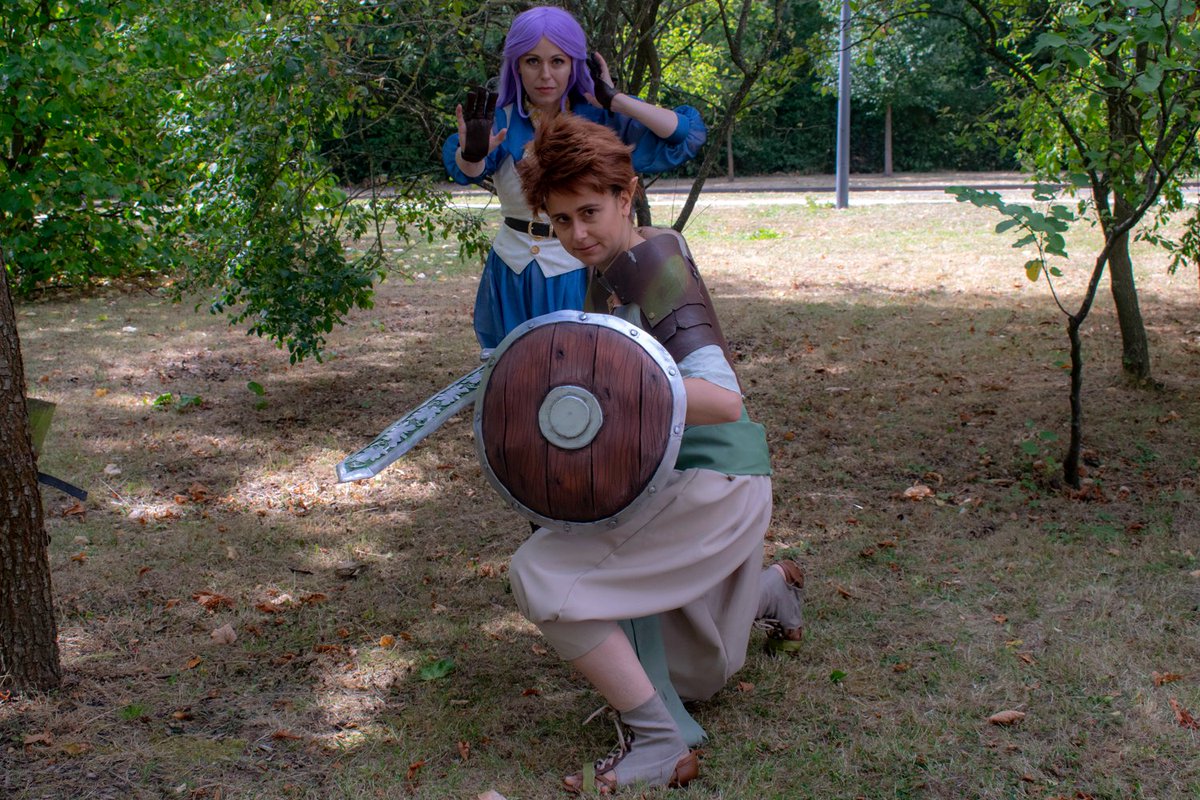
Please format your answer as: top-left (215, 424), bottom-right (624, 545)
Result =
top-left (505, 217), bottom-right (556, 238)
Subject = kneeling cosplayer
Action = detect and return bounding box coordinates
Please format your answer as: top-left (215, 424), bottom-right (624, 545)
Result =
top-left (507, 113), bottom-right (805, 793)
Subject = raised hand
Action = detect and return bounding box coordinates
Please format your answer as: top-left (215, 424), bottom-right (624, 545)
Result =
top-left (586, 53), bottom-right (619, 112)
top-left (457, 86), bottom-right (504, 163)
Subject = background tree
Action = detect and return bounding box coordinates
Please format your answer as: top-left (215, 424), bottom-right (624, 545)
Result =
top-left (842, 10), bottom-right (1002, 176)
top-left (2, 0), bottom-right (485, 363)
top-left (655, 0), bottom-right (814, 228)
top-left (0, 254), bottom-right (61, 693)
top-left (938, 0), bottom-right (1200, 486)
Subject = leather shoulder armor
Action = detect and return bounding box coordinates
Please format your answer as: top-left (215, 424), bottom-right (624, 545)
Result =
top-left (586, 228), bottom-right (734, 369)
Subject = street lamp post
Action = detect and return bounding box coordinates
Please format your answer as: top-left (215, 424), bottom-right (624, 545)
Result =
top-left (835, 0), bottom-right (851, 209)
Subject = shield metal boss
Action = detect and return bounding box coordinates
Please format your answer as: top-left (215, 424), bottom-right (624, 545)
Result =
top-left (473, 311), bottom-right (686, 533)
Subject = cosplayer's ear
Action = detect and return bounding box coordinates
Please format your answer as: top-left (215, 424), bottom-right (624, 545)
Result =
top-left (619, 175), bottom-right (639, 221)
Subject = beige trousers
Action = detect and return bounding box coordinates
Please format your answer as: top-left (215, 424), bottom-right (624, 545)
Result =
top-left (509, 468), bottom-right (772, 702)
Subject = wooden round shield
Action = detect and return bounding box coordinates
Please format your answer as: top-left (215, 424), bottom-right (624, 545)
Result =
top-left (473, 311), bottom-right (686, 533)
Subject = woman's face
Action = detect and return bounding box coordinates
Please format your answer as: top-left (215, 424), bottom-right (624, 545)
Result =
top-left (545, 184), bottom-right (634, 268)
top-left (518, 37), bottom-right (573, 111)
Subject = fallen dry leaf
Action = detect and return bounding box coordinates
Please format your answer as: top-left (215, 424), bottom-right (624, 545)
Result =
top-left (193, 591), bottom-right (234, 611)
top-left (189, 482), bottom-right (211, 502)
top-left (737, 681), bottom-right (755, 693)
top-left (1152, 671), bottom-right (1185, 687)
top-left (457, 740), bottom-right (471, 761)
top-left (379, 634), bottom-right (396, 648)
top-left (521, 687), bottom-right (541, 696)
top-left (60, 742), bottom-right (91, 756)
top-left (835, 584), bottom-right (856, 599)
top-left (62, 501), bottom-right (86, 517)
top-left (23, 732), bottom-right (54, 746)
top-left (893, 663), bottom-right (911, 673)
top-left (531, 644), bottom-right (549, 656)
top-left (1169, 698), bottom-right (1200, 729)
top-left (184, 655), bottom-right (202, 670)
top-left (988, 709), bottom-right (1026, 726)
top-left (211, 624), bottom-right (237, 645)
top-left (407, 759), bottom-right (425, 780)
top-left (271, 730), bottom-right (306, 741)
top-left (903, 483), bottom-right (934, 500)
top-left (313, 643), bottom-right (352, 656)
top-left (300, 592), bottom-right (327, 605)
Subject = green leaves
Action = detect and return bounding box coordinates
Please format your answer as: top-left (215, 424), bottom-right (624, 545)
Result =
top-left (947, 185), bottom-right (1075, 284)
top-left (4, 0), bottom-right (487, 364)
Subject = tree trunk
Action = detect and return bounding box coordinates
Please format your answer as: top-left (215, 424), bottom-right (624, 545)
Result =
top-left (0, 260), bottom-right (62, 692)
top-left (883, 103), bottom-right (893, 177)
top-left (1108, 195), bottom-right (1152, 382)
top-left (673, 72), bottom-right (760, 232)
top-left (726, 125), bottom-right (735, 181)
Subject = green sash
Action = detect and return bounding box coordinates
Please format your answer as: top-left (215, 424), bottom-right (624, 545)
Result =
top-left (674, 410), bottom-right (772, 475)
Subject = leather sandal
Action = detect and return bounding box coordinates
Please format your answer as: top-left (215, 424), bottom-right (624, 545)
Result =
top-left (563, 750), bottom-right (699, 795)
top-left (756, 559), bottom-right (805, 655)
top-left (562, 696), bottom-right (699, 794)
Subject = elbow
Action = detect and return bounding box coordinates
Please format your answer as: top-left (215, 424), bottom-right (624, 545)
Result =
top-left (710, 395), bottom-right (743, 424)
top-left (718, 401), bottom-right (743, 424)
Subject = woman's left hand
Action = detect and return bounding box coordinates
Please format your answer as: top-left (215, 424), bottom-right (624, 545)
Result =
top-left (586, 52), bottom-right (619, 111)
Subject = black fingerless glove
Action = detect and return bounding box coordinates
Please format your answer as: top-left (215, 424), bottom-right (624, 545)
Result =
top-left (586, 55), bottom-right (618, 112)
top-left (460, 86), bottom-right (497, 163)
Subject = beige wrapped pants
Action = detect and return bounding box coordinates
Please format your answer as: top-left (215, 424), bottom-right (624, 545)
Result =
top-left (509, 468), bottom-right (772, 702)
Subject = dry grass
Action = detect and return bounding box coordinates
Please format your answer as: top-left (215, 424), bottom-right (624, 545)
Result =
top-left (4, 191), bottom-right (1200, 800)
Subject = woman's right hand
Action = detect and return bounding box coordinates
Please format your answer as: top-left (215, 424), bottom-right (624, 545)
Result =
top-left (456, 87), bottom-right (507, 163)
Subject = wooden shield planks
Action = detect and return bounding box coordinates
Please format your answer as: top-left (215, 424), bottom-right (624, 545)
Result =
top-left (476, 313), bottom-right (683, 530)
top-left (545, 322), bottom-right (598, 521)
top-left (481, 325), bottom-right (552, 514)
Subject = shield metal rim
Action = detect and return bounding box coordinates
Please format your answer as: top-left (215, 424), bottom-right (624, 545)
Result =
top-left (472, 310), bottom-right (687, 534)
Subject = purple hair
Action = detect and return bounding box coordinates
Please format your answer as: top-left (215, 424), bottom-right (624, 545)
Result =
top-left (496, 6), bottom-right (595, 118)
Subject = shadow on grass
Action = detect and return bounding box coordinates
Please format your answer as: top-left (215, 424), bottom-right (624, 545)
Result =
top-left (5, 262), bottom-right (1199, 798)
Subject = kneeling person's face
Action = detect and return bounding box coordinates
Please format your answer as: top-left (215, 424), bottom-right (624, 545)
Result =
top-left (546, 185), bottom-right (634, 269)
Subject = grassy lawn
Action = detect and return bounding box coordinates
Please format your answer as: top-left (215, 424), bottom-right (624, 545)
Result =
top-left (4, 192), bottom-right (1199, 799)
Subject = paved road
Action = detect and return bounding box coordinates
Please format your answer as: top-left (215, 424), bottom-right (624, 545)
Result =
top-left (442, 171), bottom-right (1054, 208)
top-left (440, 171), bottom-right (1199, 208)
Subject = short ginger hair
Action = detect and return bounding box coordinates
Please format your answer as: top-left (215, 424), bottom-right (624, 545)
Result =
top-left (517, 114), bottom-right (638, 214)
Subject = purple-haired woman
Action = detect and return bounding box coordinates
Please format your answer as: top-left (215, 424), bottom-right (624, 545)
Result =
top-left (441, 5), bottom-right (707, 354)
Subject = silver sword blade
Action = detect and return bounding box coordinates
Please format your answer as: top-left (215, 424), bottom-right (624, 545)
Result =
top-left (336, 365), bottom-right (484, 482)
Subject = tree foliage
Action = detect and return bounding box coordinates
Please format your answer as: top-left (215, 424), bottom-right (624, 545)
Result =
top-left (2, 0), bottom-right (486, 363)
top-left (936, 0), bottom-right (1200, 486)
